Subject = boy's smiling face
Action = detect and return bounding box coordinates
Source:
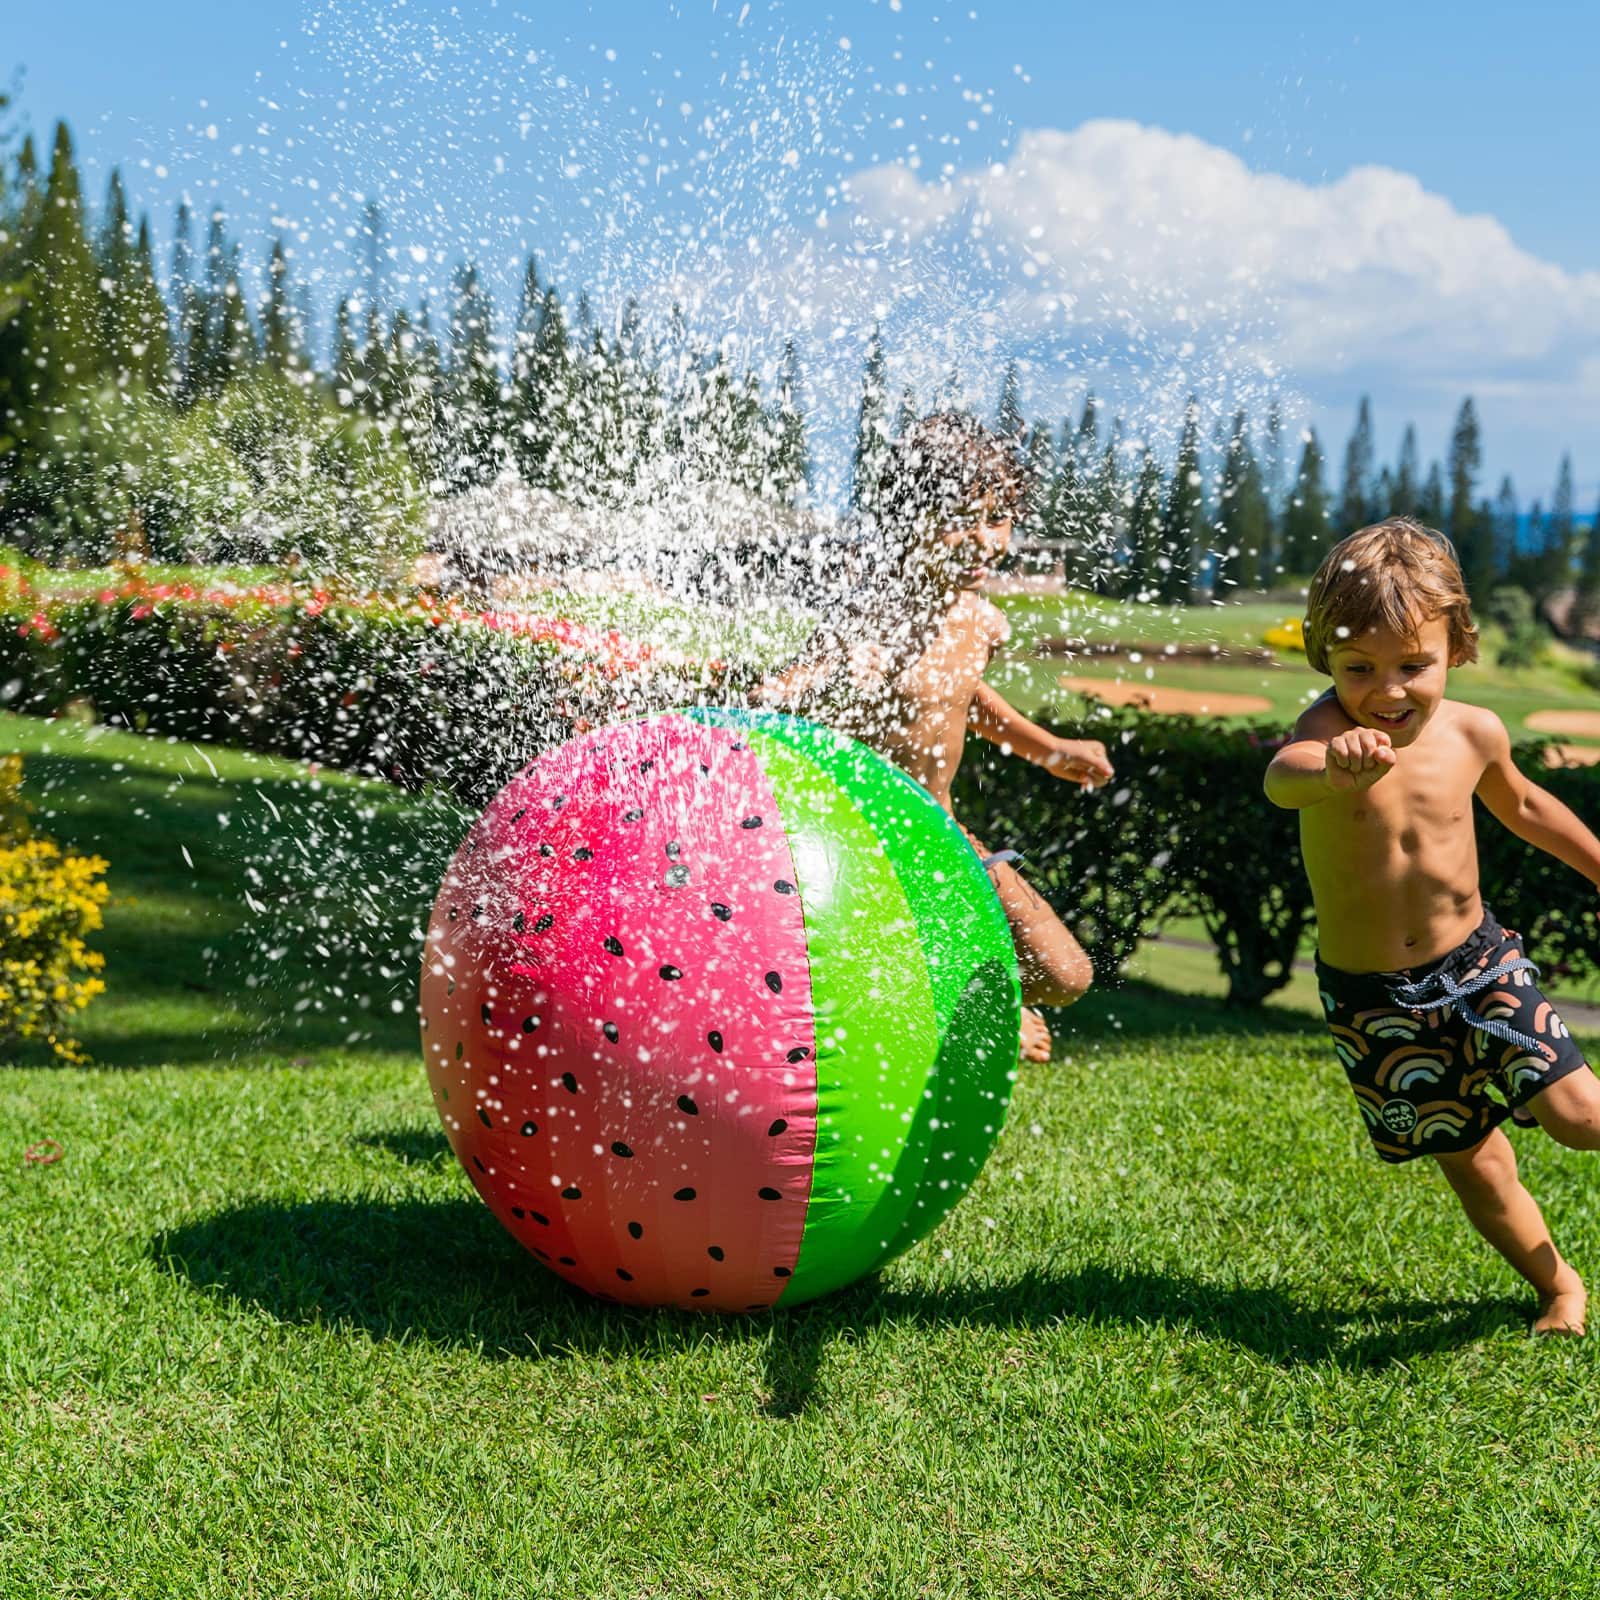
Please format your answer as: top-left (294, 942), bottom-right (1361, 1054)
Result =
top-left (925, 493), bottom-right (1013, 590)
top-left (1326, 613), bottom-right (1454, 747)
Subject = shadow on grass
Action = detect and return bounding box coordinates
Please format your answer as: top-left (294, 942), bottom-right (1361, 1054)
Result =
top-left (1053, 976), bottom-right (1327, 1043)
top-left (153, 1194), bottom-right (1525, 1416)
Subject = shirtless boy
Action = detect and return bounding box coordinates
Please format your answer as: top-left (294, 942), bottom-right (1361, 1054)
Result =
top-left (759, 411), bottom-right (1113, 1063)
top-left (1265, 518), bottom-right (1600, 1335)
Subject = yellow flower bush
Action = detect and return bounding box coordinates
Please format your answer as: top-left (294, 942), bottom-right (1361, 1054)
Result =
top-left (0, 757), bottom-right (109, 1064)
top-left (1263, 616), bottom-right (1307, 654)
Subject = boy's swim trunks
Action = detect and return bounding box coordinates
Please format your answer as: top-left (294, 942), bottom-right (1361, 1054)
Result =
top-left (1315, 908), bottom-right (1589, 1163)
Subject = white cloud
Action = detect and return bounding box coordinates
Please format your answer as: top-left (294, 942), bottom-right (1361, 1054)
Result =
top-left (846, 120), bottom-right (1600, 385)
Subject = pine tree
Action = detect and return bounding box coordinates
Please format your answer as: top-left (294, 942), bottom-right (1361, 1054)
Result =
top-left (1394, 424), bottom-right (1420, 514)
top-left (1537, 453), bottom-right (1576, 601)
top-left (1491, 475), bottom-right (1519, 579)
top-left (1574, 505), bottom-right (1600, 636)
top-left (1417, 461), bottom-right (1446, 528)
top-left (995, 360), bottom-right (1023, 440)
top-left (770, 338), bottom-right (811, 508)
top-left (216, 237), bottom-right (258, 380)
top-left (513, 286), bottom-right (570, 489)
top-left (1127, 447), bottom-right (1166, 600)
top-left (1447, 397), bottom-right (1491, 594)
top-left (444, 260), bottom-right (502, 488)
top-left (23, 123), bottom-right (101, 405)
top-left (893, 386), bottom-right (919, 441)
top-left (1159, 397), bottom-right (1203, 602)
top-left (849, 324), bottom-right (889, 520)
top-left (170, 203), bottom-right (202, 403)
top-left (1093, 433), bottom-right (1126, 593)
top-left (1019, 420), bottom-right (1054, 561)
top-left (1280, 431), bottom-right (1330, 574)
top-left (1218, 407), bottom-right (1267, 595)
top-left (510, 255), bottom-right (543, 409)
top-left (261, 238), bottom-right (299, 376)
top-left (96, 169), bottom-right (142, 380)
top-left (330, 298), bottom-right (358, 405)
top-left (1045, 417), bottom-right (1079, 555)
top-left (1261, 398), bottom-right (1284, 522)
top-left (1337, 395), bottom-right (1375, 534)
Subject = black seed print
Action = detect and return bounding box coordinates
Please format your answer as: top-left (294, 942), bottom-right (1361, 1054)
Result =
top-left (773, 1266), bottom-right (792, 1278)
top-left (561, 1072), bottom-right (578, 1093)
top-left (730, 742), bottom-right (745, 752)
top-left (664, 865), bottom-right (690, 888)
top-left (520, 1120), bottom-right (539, 1137)
top-left (740, 815), bottom-right (763, 829)
top-left (765, 971), bottom-right (782, 994)
top-left (665, 840), bottom-right (682, 860)
top-left (473, 1156), bottom-right (487, 1174)
top-left (623, 807), bottom-right (644, 823)
top-left (446, 979), bottom-right (455, 995)
top-left (677, 1095), bottom-right (698, 1115)
top-left (470, 904), bottom-right (483, 921)
top-left (480, 1003), bottom-right (493, 1026)
top-left (659, 964), bottom-right (684, 981)
top-left (612, 1142), bottom-right (634, 1158)
top-left (707, 1030), bottom-right (724, 1053)
top-left (539, 843), bottom-right (553, 858)
top-left (512, 1206), bottom-right (525, 1218)
top-left (768, 1119), bottom-right (787, 1137)
top-left (558, 1255), bottom-right (575, 1266)
top-left (531, 1211), bottom-right (550, 1226)
top-left (522, 1015), bottom-right (539, 1033)
top-left (786, 1046), bottom-right (810, 1063)
top-left (454, 1041), bottom-right (463, 1060)
top-left (448, 907), bottom-right (458, 921)
top-left (674, 1187), bottom-right (697, 1201)
top-left (533, 1247), bottom-right (551, 1261)
top-left (758, 1187), bottom-right (782, 1201)
top-left (699, 762), bottom-right (711, 775)
top-left (562, 1185), bottom-right (582, 1200)
top-left (512, 911), bottom-right (525, 932)
top-left (552, 794), bottom-right (568, 810)
top-left (603, 935), bottom-right (624, 956)
top-left (477, 1108), bottom-right (492, 1128)
top-left (773, 880), bottom-right (795, 895)
top-left (691, 1288), bottom-right (710, 1298)
top-left (511, 808), bottom-right (526, 823)
top-left (574, 846), bottom-right (593, 861)
top-left (603, 1021), bottom-right (619, 1043)
top-left (439, 1086), bottom-right (448, 1101)
top-left (534, 914), bottom-right (554, 933)
top-left (638, 759), bottom-right (654, 772)
top-left (616, 1268), bottom-right (633, 1282)
top-left (627, 1221), bottom-right (643, 1240)
top-left (710, 902), bottom-right (733, 922)
top-left (707, 1245), bottom-right (725, 1261)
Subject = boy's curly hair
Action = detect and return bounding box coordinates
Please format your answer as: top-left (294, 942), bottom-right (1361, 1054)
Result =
top-left (1304, 517), bottom-right (1480, 673)
top-left (876, 411), bottom-right (1027, 537)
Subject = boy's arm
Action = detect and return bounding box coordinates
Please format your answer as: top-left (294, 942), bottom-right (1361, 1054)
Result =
top-left (969, 681), bottom-right (1114, 786)
top-left (1264, 693), bottom-right (1395, 809)
top-left (1474, 714), bottom-right (1600, 886)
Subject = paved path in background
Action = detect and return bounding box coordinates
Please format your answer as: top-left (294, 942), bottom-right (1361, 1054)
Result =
top-left (1152, 933), bottom-right (1600, 1034)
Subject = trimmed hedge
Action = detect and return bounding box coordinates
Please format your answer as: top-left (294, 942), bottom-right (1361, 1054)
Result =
top-left (955, 704), bottom-right (1600, 1006)
top-left (0, 585), bottom-right (717, 809)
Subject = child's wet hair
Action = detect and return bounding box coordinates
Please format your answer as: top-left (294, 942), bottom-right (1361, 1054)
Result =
top-left (1304, 517), bottom-right (1480, 673)
top-left (877, 411), bottom-right (1026, 537)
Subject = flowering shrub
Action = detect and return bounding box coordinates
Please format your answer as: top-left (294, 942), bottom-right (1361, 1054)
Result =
top-left (0, 576), bottom-right (723, 808)
top-left (0, 757), bottom-right (109, 1064)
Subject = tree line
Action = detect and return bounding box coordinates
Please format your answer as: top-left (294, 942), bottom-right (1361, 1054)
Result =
top-left (4, 111), bottom-right (1599, 625)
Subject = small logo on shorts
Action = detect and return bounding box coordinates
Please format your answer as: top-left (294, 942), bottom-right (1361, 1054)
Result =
top-left (1380, 1099), bottom-right (1419, 1135)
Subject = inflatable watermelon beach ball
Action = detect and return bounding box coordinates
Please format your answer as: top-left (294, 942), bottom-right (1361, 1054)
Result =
top-left (420, 708), bottom-right (1021, 1312)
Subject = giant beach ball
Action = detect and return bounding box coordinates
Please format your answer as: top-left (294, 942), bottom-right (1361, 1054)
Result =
top-left (420, 708), bottom-right (1020, 1311)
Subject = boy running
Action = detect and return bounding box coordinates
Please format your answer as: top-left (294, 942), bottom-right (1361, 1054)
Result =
top-left (1266, 518), bottom-right (1600, 1335)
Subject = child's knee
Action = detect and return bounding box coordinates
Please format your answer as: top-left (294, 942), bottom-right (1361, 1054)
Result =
top-left (1024, 944), bottom-right (1093, 1008)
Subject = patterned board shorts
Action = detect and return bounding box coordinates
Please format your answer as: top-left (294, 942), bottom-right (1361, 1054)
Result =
top-left (1316, 909), bottom-right (1590, 1164)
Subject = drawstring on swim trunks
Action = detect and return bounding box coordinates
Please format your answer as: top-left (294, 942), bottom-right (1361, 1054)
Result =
top-left (1390, 955), bottom-right (1548, 1059)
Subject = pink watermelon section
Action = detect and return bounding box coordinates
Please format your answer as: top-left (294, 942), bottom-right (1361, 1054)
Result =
top-left (420, 715), bottom-right (820, 1311)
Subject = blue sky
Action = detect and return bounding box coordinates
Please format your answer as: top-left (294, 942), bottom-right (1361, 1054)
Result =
top-left (11, 0), bottom-right (1600, 506)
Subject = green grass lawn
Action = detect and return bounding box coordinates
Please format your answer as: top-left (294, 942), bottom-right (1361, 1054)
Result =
top-left (6, 717), bottom-right (1600, 1597)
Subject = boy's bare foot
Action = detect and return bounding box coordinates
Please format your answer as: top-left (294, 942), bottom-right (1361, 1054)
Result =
top-left (1019, 1006), bottom-right (1052, 1064)
top-left (1534, 1267), bottom-right (1587, 1337)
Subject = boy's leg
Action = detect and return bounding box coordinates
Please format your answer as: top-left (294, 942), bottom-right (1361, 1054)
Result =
top-left (1521, 1062), bottom-right (1600, 1150)
top-left (982, 853), bottom-right (1093, 1009)
top-left (1433, 1129), bottom-right (1587, 1335)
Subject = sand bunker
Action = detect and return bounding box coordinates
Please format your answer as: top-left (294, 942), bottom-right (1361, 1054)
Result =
top-left (1542, 742), bottom-right (1600, 768)
top-left (1058, 676), bottom-right (1273, 716)
top-left (1526, 709), bottom-right (1600, 739)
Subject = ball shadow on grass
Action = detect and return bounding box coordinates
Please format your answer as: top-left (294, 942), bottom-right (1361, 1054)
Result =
top-left (151, 1195), bottom-right (1525, 1418)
